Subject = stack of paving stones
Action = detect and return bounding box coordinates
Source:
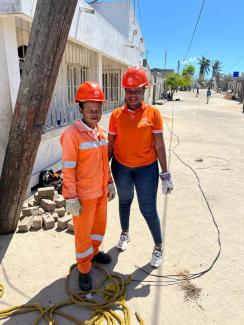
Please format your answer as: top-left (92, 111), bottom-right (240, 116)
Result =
top-left (18, 186), bottom-right (74, 233)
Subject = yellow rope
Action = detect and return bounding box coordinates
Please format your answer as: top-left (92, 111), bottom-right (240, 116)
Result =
top-left (0, 263), bottom-right (144, 324)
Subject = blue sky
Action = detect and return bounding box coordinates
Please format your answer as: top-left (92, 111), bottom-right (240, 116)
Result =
top-left (136, 0), bottom-right (244, 76)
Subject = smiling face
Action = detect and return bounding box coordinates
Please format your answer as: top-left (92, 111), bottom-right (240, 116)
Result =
top-left (79, 101), bottom-right (102, 129)
top-left (125, 87), bottom-right (145, 110)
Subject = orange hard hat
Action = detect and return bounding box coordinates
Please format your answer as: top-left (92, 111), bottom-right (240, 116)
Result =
top-left (122, 66), bottom-right (149, 88)
top-left (75, 82), bottom-right (105, 102)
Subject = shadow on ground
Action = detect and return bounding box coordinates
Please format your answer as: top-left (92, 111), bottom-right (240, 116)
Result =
top-left (2, 246), bottom-right (153, 324)
top-left (0, 233), bottom-right (14, 265)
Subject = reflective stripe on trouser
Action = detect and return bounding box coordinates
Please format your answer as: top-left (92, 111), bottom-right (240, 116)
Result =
top-left (73, 194), bottom-right (107, 273)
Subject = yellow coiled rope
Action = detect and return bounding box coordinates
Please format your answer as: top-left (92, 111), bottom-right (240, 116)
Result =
top-left (0, 263), bottom-right (144, 325)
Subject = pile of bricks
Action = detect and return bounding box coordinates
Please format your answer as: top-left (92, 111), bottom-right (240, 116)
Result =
top-left (18, 187), bottom-right (74, 233)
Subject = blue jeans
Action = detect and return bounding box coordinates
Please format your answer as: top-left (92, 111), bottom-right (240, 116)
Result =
top-left (111, 158), bottom-right (162, 245)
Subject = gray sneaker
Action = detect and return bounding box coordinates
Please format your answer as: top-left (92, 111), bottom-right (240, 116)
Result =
top-left (150, 247), bottom-right (163, 268)
top-left (117, 232), bottom-right (131, 251)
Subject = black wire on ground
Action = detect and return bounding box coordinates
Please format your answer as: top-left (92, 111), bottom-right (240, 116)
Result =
top-left (132, 101), bottom-right (222, 286)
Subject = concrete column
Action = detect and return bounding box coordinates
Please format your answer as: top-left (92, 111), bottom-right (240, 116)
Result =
top-left (0, 16), bottom-right (20, 174)
top-left (97, 52), bottom-right (103, 88)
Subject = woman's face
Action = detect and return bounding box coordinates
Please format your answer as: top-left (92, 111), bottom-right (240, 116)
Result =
top-left (125, 87), bottom-right (145, 109)
top-left (80, 101), bottom-right (102, 129)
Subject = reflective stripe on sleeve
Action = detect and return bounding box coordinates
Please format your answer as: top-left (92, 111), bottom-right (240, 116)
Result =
top-left (76, 247), bottom-right (93, 259)
top-left (62, 161), bottom-right (76, 168)
top-left (152, 130), bottom-right (163, 133)
top-left (91, 234), bottom-right (104, 241)
top-left (79, 141), bottom-right (100, 150)
top-left (79, 140), bottom-right (107, 150)
top-left (100, 139), bottom-right (108, 146)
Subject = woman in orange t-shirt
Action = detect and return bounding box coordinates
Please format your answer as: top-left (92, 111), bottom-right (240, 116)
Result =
top-left (108, 67), bottom-right (173, 268)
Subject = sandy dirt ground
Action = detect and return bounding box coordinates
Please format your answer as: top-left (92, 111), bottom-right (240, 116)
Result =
top-left (0, 90), bottom-right (244, 324)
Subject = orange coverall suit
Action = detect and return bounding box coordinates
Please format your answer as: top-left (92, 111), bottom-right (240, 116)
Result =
top-left (60, 120), bottom-right (111, 273)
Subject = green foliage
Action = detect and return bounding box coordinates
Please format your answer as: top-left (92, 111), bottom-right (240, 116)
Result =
top-left (165, 73), bottom-right (183, 90)
top-left (198, 55), bottom-right (210, 80)
top-left (182, 64), bottom-right (195, 76)
top-left (211, 60), bottom-right (222, 78)
top-left (181, 74), bottom-right (192, 87)
top-left (165, 73), bottom-right (192, 89)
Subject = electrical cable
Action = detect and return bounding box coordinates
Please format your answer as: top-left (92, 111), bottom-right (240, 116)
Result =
top-left (132, 100), bottom-right (222, 286)
top-left (230, 52), bottom-right (244, 70)
top-left (183, 0), bottom-right (206, 61)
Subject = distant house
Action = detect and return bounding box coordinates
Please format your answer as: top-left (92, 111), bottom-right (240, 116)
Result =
top-left (0, 0), bottom-right (146, 194)
top-left (151, 68), bottom-right (175, 103)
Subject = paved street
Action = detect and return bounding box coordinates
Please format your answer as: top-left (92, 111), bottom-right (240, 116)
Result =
top-left (0, 90), bottom-right (244, 324)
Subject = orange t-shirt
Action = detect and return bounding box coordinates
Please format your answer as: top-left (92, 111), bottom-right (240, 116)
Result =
top-left (109, 102), bottom-right (163, 167)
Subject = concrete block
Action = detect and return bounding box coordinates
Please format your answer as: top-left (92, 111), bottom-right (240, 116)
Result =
top-left (41, 199), bottom-right (56, 211)
top-left (38, 208), bottom-right (45, 214)
top-left (57, 213), bottom-right (72, 230)
top-left (32, 209), bottom-right (42, 216)
top-left (22, 206), bottom-right (39, 216)
top-left (28, 201), bottom-right (40, 207)
top-left (54, 191), bottom-right (59, 201)
top-left (34, 192), bottom-right (41, 204)
top-left (33, 215), bottom-right (43, 229)
top-left (67, 219), bottom-right (74, 232)
top-left (18, 216), bottom-right (33, 232)
top-left (38, 187), bottom-right (55, 200)
top-left (55, 207), bottom-right (65, 217)
top-left (55, 196), bottom-right (66, 208)
top-left (43, 213), bottom-right (55, 229)
top-left (51, 212), bottom-right (59, 221)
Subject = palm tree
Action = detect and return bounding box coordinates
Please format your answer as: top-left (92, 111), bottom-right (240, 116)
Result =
top-left (211, 60), bottom-right (222, 89)
top-left (211, 60), bottom-right (222, 78)
top-left (198, 56), bottom-right (210, 81)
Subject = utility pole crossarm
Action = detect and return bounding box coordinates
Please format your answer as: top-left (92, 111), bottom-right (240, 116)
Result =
top-left (0, 0), bottom-right (78, 234)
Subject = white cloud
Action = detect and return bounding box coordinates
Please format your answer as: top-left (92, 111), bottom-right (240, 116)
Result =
top-left (188, 56), bottom-right (198, 62)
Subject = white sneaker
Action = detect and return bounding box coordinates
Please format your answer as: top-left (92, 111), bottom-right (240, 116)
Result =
top-left (150, 247), bottom-right (163, 268)
top-left (117, 232), bottom-right (130, 251)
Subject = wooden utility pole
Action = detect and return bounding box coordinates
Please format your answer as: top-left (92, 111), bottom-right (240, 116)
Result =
top-left (0, 0), bottom-right (78, 234)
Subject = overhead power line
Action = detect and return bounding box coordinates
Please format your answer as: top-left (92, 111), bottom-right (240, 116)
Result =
top-left (183, 0), bottom-right (206, 61)
top-left (230, 52), bottom-right (244, 70)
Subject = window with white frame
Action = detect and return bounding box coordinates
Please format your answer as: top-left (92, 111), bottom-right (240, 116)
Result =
top-left (102, 70), bottom-right (120, 101)
top-left (67, 65), bottom-right (89, 103)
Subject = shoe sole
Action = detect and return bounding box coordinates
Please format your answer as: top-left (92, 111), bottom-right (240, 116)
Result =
top-left (150, 263), bottom-right (161, 269)
top-left (117, 244), bottom-right (127, 251)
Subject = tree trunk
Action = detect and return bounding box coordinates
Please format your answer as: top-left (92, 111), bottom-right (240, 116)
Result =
top-left (0, 0), bottom-right (78, 234)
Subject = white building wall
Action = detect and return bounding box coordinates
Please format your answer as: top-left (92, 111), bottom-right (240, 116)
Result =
top-left (90, 1), bottom-right (130, 38)
top-left (0, 0), bottom-right (145, 195)
top-left (0, 0), bottom-right (144, 66)
top-left (0, 16), bottom-right (20, 174)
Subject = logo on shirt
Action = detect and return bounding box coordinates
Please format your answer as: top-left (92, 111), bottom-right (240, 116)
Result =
top-left (139, 117), bottom-right (151, 126)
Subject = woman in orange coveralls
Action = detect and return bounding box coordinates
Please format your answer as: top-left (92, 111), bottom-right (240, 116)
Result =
top-left (60, 82), bottom-right (116, 291)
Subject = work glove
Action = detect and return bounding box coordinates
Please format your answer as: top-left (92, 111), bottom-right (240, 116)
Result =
top-left (66, 198), bottom-right (82, 216)
top-left (108, 182), bottom-right (116, 201)
top-left (159, 172), bottom-right (173, 195)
